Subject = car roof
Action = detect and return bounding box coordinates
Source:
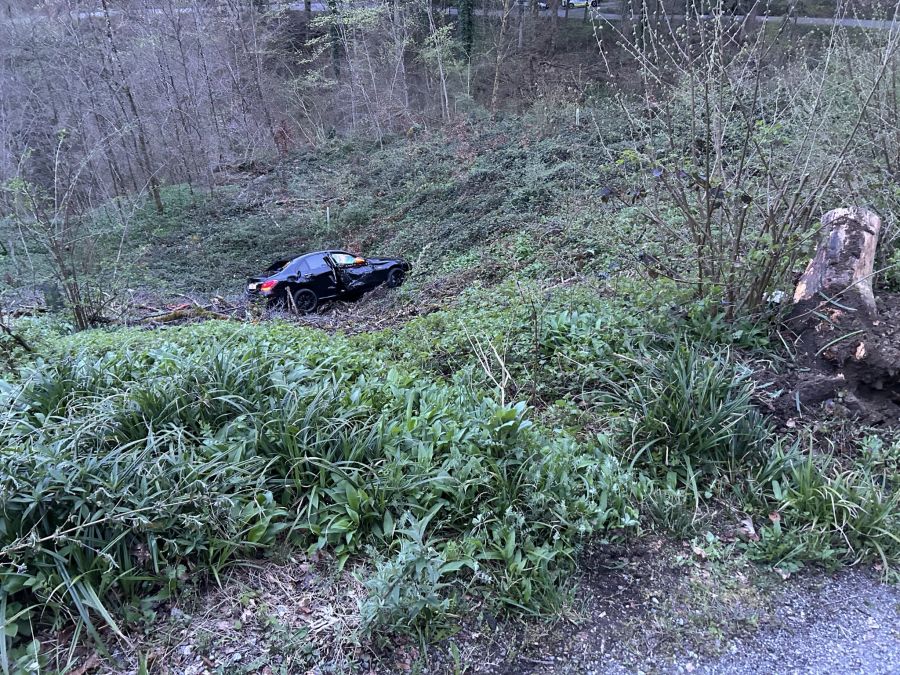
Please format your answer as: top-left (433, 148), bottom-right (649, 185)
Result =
top-left (305, 250), bottom-right (350, 257)
top-left (285, 250), bottom-right (351, 264)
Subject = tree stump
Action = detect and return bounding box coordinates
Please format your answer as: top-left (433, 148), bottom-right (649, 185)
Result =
top-left (785, 207), bottom-right (899, 426)
top-left (792, 207), bottom-right (881, 319)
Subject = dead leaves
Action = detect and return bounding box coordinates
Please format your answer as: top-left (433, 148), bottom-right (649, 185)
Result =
top-left (69, 653), bottom-right (100, 675)
top-left (738, 518), bottom-right (759, 542)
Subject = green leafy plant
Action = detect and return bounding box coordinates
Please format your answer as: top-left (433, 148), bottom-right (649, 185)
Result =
top-left (359, 507), bottom-right (471, 641)
top-left (596, 342), bottom-right (768, 489)
top-left (644, 484), bottom-right (709, 540)
top-left (739, 441), bottom-right (900, 577)
top-left (0, 320), bottom-right (641, 660)
top-left (882, 247), bottom-right (900, 292)
top-left (601, 6), bottom-right (900, 316)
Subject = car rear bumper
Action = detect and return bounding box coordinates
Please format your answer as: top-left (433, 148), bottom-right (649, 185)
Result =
top-left (246, 278), bottom-right (278, 300)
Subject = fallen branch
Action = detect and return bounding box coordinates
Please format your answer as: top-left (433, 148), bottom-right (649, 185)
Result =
top-left (0, 321), bottom-right (34, 353)
top-left (143, 307), bottom-right (231, 323)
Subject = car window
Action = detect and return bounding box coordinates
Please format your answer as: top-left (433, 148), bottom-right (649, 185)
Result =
top-left (283, 258), bottom-right (307, 275)
top-left (303, 254), bottom-right (330, 274)
top-left (265, 259), bottom-right (292, 273)
top-left (330, 252), bottom-right (358, 266)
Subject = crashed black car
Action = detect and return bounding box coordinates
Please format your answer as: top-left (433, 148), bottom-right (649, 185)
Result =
top-left (247, 250), bottom-right (411, 312)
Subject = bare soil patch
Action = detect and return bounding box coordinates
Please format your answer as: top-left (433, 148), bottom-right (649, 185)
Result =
top-left (769, 290), bottom-right (900, 430)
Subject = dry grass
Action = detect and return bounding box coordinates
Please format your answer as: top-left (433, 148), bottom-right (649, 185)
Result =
top-left (41, 552), bottom-right (369, 674)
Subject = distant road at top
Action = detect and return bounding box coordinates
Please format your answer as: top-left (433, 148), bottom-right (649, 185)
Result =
top-left (1, 1), bottom-right (896, 32)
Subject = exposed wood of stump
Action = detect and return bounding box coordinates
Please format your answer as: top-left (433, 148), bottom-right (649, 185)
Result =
top-left (792, 207), bottom-right (881, 318)
top-left (785, 207), bottom-right (899, 426)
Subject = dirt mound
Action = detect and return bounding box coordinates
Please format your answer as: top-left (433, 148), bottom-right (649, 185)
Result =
top-left (771, 290), bottom-right (900, 428)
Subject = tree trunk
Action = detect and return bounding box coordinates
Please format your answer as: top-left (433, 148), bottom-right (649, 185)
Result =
top-left (491, 0), bottom-right (513, 113)
top-left (792, 207), bottom-right (881, 318)
top-left (460, 0), bottom-right (474, 55)
top-left (426, 2), bottom-right (451, 121)
top-left (518, 0), bottom-right (525, 51)
top-left (100, 0), bottom-right (164, 213)
top-left (550, 0), bottom-right (560, 52)
top-left (784, 207), bottom-right (899, 425)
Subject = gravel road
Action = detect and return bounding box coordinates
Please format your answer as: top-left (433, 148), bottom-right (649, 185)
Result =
top-left (521, 569), bottom-right (900, 675)
top-left (698, 571), bottom-right (900, 675)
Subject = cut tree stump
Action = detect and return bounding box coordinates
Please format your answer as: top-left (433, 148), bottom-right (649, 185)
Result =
top-left (792, 207), bottom-right (881, 318)
top-left (784, 207), bottom-right (899, 426)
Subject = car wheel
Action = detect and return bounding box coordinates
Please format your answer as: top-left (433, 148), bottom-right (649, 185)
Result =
top-left (292, 288), bottom-right (318, 314)
top-left (386, 267), bottom-right (405, 288)
top-left (590, 0), bottom-right (599, 6)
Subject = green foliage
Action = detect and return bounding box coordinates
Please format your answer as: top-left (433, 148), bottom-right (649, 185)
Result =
top-left (643, 485), bottom-right (709, 540)
top-left (359, 508), bottom-right (464, 639)
top-left (339, 199), bottom-right (373, 230)
top-left (680, 299), bottom-right (771, 350)
top-left (533, 307), bottom-right (649, 400)
top-left (738, 440), bottom-right (900, 577)
top-left (0, 316), bottom-right (72, 375)
top-left (597, 343), bottom-right (769, 487)
top-left (883, 246), bottom-right (900, 292)
top-left (0, 321), bottom-right (640, 657)
top-left (604, 17), bottom-right (895, 316)
top-left (859, 435), bottom-right (900, 480)
top-left (675, 532), bottom-right (733, 567)
top-left (2, 115), bottom-right (634, 299)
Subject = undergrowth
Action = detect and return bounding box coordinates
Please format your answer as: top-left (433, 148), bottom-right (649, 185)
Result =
top-left (1, 287), bottom-right (898, 667)
top-left (0, 320), bottom-right (640, 664)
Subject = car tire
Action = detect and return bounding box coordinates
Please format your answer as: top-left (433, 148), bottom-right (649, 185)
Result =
top-left (590, 0), bottom-right (599, 6)
top-left (386, 267), bottom-right (405, 288)
top-left (292, 288), bottom-right (318, 314)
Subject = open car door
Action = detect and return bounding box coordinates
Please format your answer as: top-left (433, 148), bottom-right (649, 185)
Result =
top-left (327, 252), bottom-right (376, 293)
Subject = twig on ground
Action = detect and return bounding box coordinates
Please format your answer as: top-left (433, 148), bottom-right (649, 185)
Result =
top-left (0, 321), bottom-right (34, 353)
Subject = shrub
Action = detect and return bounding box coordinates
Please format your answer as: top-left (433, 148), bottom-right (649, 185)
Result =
top-left (0, 316), bottom-right (72, 375)
top-left (739, 440), bottom-right (900, 577)
top-left (534, 308), bottom-right (649, 399)
top-left (643, 485), bottom-right (709, 540)
top-left (601, 9), bottom-right (900, 316)
top-left (883, 246), bottom-right (900, 292)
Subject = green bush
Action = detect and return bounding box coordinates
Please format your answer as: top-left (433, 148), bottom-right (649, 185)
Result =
top-left (0, 316), bottom-right (72, 375)
top-left (883, 247), bottom-right (900, 292)
top-left (738, 440), bottom-right (900, 576)
top-left (643, 485), bottom-right (709, 540)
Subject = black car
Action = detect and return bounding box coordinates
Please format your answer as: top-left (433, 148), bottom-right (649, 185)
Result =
top-left (247, 250), bottom-right (411, 312)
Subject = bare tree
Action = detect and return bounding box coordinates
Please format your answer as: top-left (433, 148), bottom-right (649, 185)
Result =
top-left (4, 136), bottom-right (113, 329)
top-left (490, 0), bottom-right (516, 112)
top-left (100, 0), bottom-right (165, 213)
top-left (594, 0), bottom-right (900, 315)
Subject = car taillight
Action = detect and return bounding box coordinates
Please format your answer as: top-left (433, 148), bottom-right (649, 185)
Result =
top-left (259, 280), bottom-right (278, 293)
